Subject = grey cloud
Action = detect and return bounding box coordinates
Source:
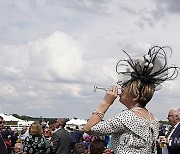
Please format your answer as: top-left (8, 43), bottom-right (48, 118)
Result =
top-left (61, 0), bottom-right (110, 14)
top-left (151, 0), bottom-right (180, 19)
top-left (158, 0), bottom-right (180, 13)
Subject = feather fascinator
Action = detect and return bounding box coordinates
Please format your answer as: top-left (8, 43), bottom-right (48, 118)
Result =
top-left (116, 46), bottom-right (179, 90)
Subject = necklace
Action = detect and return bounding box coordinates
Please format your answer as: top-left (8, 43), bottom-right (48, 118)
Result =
top-left (130, 106), bottom-right (144, 110)
top-left (131, 107), bottom-right (151, 121)
top-left (132, 106), bottom-right (143, 110)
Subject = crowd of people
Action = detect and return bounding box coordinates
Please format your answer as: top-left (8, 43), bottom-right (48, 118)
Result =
top-left (0, 116), bottom-right (114, 154)
top-left (0, 46), bottom-right (180, 154)
top-left (0, 108), bottom-right (179, 154)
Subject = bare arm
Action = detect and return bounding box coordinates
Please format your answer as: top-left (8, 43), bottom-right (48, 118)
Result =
top-left (83, 85), bottom-right (118, 132)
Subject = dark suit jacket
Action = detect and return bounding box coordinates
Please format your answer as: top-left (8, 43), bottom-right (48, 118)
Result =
top-left (167, 123), bottom-right (180, 154)
top-left (51, 128), bottom-right (72, 154)
top-left (0, 134), bottom-right (7, 154)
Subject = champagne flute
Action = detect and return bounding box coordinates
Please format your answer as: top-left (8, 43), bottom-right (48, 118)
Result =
top-left (94, 84), bottom-right (121, 94)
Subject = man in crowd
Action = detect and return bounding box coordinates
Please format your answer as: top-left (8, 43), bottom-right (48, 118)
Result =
top-left (20, 125), bottom-right (29, 141)
top-left (51, 118), bottom-right (72, 154)
top-left (0, 116), bottom-right (7, 154)
top-left (164, 108), bottom-right (180, 154)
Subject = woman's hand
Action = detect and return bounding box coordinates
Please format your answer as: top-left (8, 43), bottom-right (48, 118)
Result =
top-left (83, 85), bottom-right (118, 132)
top-left (102, 85), bottom-right (118, 106)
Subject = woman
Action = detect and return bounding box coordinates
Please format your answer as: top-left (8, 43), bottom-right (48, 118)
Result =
top-left (43, 127), bottom-right (52, 144)
top-left (23, 121), bottom-right (46, 154)
top-left (43, 127), bottom-right (52, 154)
top-left (83, 46), bottom-right (179, 154)
top-left (13, 143), bottom-right (23, 154)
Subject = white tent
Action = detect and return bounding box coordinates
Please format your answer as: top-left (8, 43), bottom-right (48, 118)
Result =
top-left (66, 118), bottom-right (87, 126)
top-left (74, 118), bottom-right (87, 125)
top-left (8, 115), bottom-right (24, 122)
top-left (0, 113), bottom-right (35, 129)
top-left (0, 113), bottom-right (24, 122)
top-left (66, 118), bottom-right (77, 125)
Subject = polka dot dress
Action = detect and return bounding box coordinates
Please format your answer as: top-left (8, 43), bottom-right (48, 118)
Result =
top-left (91, 110), bottom-right (159, 154)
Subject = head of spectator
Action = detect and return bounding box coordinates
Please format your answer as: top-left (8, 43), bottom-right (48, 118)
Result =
top-left (51, 118), bottom-right (61, 130)
top-left (0, 116), bottom-right (5, 132)
top-left (43, 127), bottom-right (51, 139)
top-left (73, 143), bottom-right (86, 154)
top-left (14, 143), bottom-right (23, 154)
top-left (167, 108), bottom-right (180, 126)
top-left (5, 126), bottom-right (11, 131)
top-left (40, 118), bottom-right (47, 129)
top-left (13, 128), bottom-right (19, 134)
top-left (29, 121), bottom-right (43, 136)
top-left (48, 119), bottom-right (57, 132)
top-left (57, 118), bottom-right (66, 128)
top-left (89, 139), bottom-right (105, 154)
top-left (21, 126), bottom-right (28, 135)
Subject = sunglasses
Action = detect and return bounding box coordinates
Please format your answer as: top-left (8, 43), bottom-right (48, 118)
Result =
top-left (0, 121), bottom-right (4, 124)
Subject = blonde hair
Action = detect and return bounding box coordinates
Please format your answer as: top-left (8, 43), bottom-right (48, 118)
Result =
top-left (126, 80), bottom-right (155, 107)
top-left (29, 121), bottom-right (43, 136)
top-left (14, 143), bottom-right (23, 151)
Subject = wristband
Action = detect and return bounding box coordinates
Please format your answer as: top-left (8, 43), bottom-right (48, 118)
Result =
top-left (92, 110), bottom-right (104, 119)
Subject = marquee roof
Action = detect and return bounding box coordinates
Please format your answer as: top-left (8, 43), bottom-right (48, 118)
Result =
top-left (0, 113), bottom-right (24, 122)
top-left (66, 118), bottom-right (87, 126)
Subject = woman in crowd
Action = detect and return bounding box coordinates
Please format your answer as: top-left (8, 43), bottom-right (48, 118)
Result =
top-left (43, 126), bottom-right (52, 154)
top-left (84, 46), bottom-right (179, 153)
top-left (43, 127), bottom-right (52, 144)
top-left (23, 121), bottom-right (46, 154)
top-left (13, 143), bottom-right (23, 154)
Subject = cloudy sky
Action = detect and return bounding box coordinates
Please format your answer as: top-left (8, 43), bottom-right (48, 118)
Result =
top-left (0, 0), bottom-right (180, 120)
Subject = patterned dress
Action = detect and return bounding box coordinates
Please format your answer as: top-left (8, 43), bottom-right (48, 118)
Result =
top-left (91, 109), bottom-right (159, 154)
top-left (23, 135), bottom-right (46, 154)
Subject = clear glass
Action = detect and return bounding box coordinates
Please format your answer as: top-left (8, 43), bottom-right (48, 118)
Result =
top-left (94, 84), bottom-right (121, 95)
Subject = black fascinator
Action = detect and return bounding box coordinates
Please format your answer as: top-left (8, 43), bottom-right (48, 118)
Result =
top-left (116, 46), bottom-right (179, 90)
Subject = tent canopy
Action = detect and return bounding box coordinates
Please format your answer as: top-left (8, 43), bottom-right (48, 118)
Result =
top-left (0, 113), bottom-right (24, 122)
top-left (66, 118), bottom-right (87, 126)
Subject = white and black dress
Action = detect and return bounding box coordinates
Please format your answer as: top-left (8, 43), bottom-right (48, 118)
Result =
top-left (91, 109), bottom-right (159, 154)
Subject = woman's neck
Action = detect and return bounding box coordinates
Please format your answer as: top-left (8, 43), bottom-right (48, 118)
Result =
top-left (127, 103), bottom-right (143, 110)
